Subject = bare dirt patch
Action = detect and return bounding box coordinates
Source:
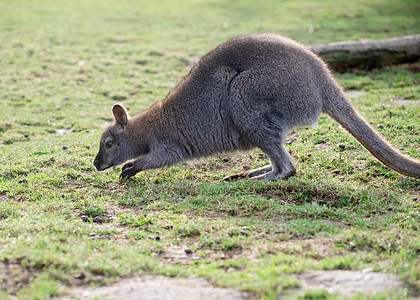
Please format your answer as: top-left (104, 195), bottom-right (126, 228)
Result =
top-left (299, 270), bottom-right (404, 296)
top-left (346, 90), bottom-right (367, 99)
top-left (58, 276), bottom-right (250, 300)
top-left (56, 128), bottom-right (72, 135)
top-left (389, 98), bottom-right (419, 106)
top-left (160, 245), bottom-right (260, 267)
top-left (161, 246), bottom-right (201, 263)
top-left (278, 237), bottom-right (340, 259)
top-left (0, 259), bottom-right (37, 295)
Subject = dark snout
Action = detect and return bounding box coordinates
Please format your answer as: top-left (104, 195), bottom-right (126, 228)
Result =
top-left (93, 156), bottom-right (106, 171)
top-left (93, 158), bottom-right (99, 169)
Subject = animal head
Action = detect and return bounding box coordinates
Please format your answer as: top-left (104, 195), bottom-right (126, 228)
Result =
top-left (93, 104), bottom-right (134, 171)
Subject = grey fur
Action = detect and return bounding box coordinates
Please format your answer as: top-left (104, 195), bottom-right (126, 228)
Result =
top-left (93, 33), bottom-right (420, 180)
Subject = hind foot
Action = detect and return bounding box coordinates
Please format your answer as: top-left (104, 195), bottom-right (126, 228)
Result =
top-left (251, 168), bottom-right (296, 181)
top-left (249, 165), bottom-right (272, 177)
top-left (223, 165), bottom-right (273, 181)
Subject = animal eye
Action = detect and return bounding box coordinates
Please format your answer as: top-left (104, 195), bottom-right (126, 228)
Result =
top-left (106, 141), bottom-right (113, 148)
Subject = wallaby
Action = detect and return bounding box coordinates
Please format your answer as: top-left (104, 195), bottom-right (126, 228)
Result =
top-left (94, 33), bottom-right (420, 180)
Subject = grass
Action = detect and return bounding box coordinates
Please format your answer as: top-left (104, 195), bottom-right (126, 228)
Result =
top-left (0, 0), bottom-right (419, 299)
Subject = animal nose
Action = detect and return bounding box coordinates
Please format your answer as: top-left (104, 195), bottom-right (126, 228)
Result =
top-left (93, 158), bottom-right (98, 166)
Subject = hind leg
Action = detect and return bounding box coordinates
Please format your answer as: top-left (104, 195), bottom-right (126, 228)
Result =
top-left (239, 128), bottom-right (296, 180)
top-left (251, 142), bottom-right (296, 180)
top-left (226, 70), bottom-right (307, 180)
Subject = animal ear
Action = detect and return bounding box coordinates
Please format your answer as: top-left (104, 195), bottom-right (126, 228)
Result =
top-left (112, 104), bottom-right (128, 129)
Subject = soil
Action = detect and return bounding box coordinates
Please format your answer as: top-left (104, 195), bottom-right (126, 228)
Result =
top-left (55, 269), bottom-right (404, 299)
top-left (2, 237), bottom-right (407, 299)
top-left (0, 260), bottom-right (35, 295)
top-left (299, 270), bottom-right (404, 296)
top-left (346, 90), bottom-right (367, 99)
top-left (390, 98), bottom-right (418, 106)
top-left (58, 276), bottom-right (250, 300)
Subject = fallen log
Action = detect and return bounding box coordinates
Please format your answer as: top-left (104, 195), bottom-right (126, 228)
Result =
top-left (309, 34), bottom-right (420, 72)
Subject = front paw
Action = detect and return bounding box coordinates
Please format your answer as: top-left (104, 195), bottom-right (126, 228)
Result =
top-left (120, 166), bottom-right (138, 180)
top-left (122, 162), bottom-right (134, 172)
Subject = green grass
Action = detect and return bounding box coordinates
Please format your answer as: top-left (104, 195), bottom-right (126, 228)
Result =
top-left (0, 0), bottom-right (419, 299)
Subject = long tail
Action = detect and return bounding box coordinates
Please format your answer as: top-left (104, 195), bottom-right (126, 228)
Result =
top-left (323, 93), bottom-right (420, 178)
